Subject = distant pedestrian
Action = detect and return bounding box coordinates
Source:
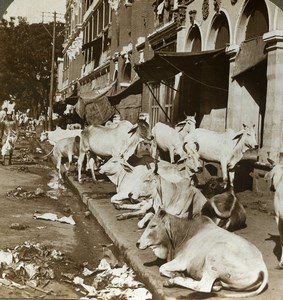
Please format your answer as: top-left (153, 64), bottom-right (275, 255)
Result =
top-left (0, 108), bottom-right (8, 122)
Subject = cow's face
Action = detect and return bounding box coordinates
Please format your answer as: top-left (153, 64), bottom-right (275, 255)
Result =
top-left (240, 124), bottom-right (258, 149)
top-left (40, 131), bottom-right (48, 142)
top-left (136, 209), bottom-right (169, 259)
top-left (99, 156), bottom-right (133, 176)
top-left (128, 120), bottom-right (154, 141)
top-left (179, 142), bottom-right (202, 176)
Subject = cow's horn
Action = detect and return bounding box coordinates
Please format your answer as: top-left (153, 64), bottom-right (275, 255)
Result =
top-left (194, 142), bottom-right (200, 151)
top-left (183, 142), bottom-right (188, 153)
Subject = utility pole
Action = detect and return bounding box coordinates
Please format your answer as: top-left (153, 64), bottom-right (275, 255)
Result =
top-left (48, 11), bottom-right (56, 131)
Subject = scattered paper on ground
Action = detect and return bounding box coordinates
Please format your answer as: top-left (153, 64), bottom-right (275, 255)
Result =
top-left (0, 242), bottom-right (152, 299)
top-left (33, 213), bottom-right (76, 225)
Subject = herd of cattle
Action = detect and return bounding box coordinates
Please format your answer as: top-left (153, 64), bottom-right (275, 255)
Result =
top-left (3, 112), bottom-right (283, 297)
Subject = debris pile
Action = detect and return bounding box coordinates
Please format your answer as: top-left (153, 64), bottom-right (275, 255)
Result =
top-left (6, 186), bottom-right (44, 200)
top-left (0, 241), bottom-right (67, 297)
top-left (19, 147), bottom-right (35, 163)
top-left (0, 242), bottom-right (152, 299)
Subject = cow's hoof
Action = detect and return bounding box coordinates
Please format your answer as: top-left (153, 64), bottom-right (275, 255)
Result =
top-left (113, 204), bottom-right (122, 210)
top-left (163, 280), bottom-right (175, 288)
top-left (276, 262), bottom-right (283, 269)
top-left (116, 214), bottom-right (125, 221)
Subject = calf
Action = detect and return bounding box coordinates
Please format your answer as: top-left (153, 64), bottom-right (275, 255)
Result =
top-left (49, 136), bottom-right (81, 179)
top-left (40, 127), bottom-right (82, 145)
top-left (265, 158), bottom-right (283, 268)
top-left (151, 116), bottom-right (196, 164)
top-left (137, 209), bottom-right (268, 297)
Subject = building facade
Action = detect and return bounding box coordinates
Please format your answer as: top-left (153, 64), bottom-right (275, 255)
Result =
top-left (59, 0), bottom-right (283, 191)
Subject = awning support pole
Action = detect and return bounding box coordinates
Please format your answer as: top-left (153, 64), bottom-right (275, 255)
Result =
top-left (161, 80), bottom-right (180, 92)
top-left (146, 83), bottom-right (171, 123)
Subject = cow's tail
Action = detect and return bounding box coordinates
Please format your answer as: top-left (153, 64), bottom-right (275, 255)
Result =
top-left (42, 147), bottom-right (54, 158)
top-left (217, 269), bottom-right (268, 298)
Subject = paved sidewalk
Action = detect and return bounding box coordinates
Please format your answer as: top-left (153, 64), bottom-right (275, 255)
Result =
top-left (66, 175), bottom-right (196, 300)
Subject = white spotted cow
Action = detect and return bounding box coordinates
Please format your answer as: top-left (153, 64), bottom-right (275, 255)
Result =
top-left (137, 209), bottom-right (268, 297)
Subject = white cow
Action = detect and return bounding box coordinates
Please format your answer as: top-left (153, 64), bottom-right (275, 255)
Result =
top-left (151, 116), bottom-right (196, 164)
top-left (44, 136), bottom-right (81, 179)
top-left (98, 155), bottom-right (152, 203)
top-left (77, 119), bottom-right (153, 183)
top-left (137, 209), bottom-right (268, 297)
top-left (265, 158), bottom-right (283, 268)
top-left (40, 127), bottom-right (82, 145)
top-left (115, 156), bottom-right (205, 228)
top-left (183, 124), bottom-right (258, 187)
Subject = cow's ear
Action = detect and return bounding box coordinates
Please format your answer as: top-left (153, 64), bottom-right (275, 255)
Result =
top-left (233, 132), bottom-right (243, 140)
top-left (194, 142), bottom-right (200, 152)
top-left (158, 209), bottom-right (167, 219)
top-left (243, 123), bottom-right (247, 129)
top-left (267, 158), bottom-right (275, 167)
top-left (121, 161), bottom-right (133, 172)
top-left (128, 123), bottom-right (138, 134)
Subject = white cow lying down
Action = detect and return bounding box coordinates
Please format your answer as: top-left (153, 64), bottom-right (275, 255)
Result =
top-left (137, 209), bottom-right (268, 298)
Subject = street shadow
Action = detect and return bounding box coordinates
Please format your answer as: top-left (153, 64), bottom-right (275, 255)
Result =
top-left (265, 233), bottom-right (281, 261)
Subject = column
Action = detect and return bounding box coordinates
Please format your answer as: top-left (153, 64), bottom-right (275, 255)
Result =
top-left (260, 30), bottom-right (283, 163)
top-left (225, 44), bottom-right (243, 130)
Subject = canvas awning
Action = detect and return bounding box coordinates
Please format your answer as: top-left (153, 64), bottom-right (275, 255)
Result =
top-left (75, 82), bottom-right (116, 125)
top-left (133, 48), bottom-right (227, 83)
top-left (232, 36), bottom-right (267, 78)
top-left (107, 78), bottom-right (143, 105)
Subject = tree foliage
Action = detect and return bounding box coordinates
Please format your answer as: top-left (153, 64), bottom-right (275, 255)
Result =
top-left (0, 17), bottom-right (64, 116)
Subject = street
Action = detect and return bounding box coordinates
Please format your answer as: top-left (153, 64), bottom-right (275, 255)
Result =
top-left (0, 131), bottom-right (150, 299)
top-left (1, 131), bottom-right (283, 299)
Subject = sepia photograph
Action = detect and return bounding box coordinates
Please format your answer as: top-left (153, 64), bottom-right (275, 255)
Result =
top-left (0, 0), bottom-right (283, 299)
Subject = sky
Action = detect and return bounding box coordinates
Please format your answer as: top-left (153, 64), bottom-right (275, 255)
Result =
top-left (3, 0), bottom-right (66, 24)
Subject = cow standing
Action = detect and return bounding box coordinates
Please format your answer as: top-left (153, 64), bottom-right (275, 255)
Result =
top-left (265, 158), bottom-right (283, 268)
top-left (137, 209), bottom-right (268, 297)
top-left (77, 119), bottom-right (153, 183)
top-left (183, 124), bottom-right (258, 188)
top-left (44, 136), bottom-right (81, 180)
top-left (151, 115), bottom-right (196, 164)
